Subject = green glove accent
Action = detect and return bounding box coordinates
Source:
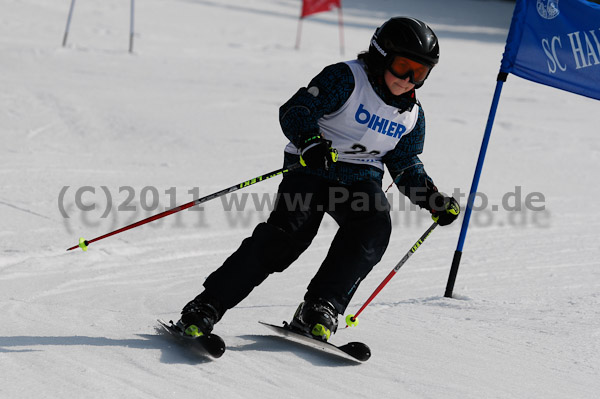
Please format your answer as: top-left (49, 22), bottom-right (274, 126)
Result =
top-left (432, 197), bottom-right (460, 226)
top-left (299, 136), bottom-right (338, 169)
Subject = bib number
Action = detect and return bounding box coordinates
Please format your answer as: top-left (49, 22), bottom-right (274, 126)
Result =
top-left (343, 143), bottom-right (381, 156)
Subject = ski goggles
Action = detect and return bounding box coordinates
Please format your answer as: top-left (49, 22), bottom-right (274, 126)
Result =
top-left (387, 56), bottom-right (432, 85)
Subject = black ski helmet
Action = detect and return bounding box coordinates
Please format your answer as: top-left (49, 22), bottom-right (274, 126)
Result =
top-left (366, 17), bottom-right (439, 86)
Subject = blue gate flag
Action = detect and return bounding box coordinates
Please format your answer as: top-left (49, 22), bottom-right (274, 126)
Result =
top-left (445, 0), bottom-right (600, 298)
top-left (500, 0), bottom-right (600, 100)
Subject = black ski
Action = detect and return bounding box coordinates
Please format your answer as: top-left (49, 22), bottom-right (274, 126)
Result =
top-left (259, 321), bottom-right (371, 362)
top-left (157, 319), bottom-right (226, 359)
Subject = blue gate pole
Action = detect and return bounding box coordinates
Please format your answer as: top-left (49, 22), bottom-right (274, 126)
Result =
top-left (444, 72), bottom-right (508, 298)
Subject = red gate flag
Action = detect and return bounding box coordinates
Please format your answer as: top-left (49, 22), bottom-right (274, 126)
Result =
top-left (301, 0), bottom-right (341, 18)
top-left (295, 0), bottom-right (345, 54)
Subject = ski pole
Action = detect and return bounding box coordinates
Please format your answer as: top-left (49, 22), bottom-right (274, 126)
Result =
top-left (67, 163), bottom-right (302, 251)
top-left (345, 222), bottom-right (438, 328)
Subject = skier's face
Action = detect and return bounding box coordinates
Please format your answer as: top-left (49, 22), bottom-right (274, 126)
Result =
top-left (383, 70), bottom-right (415, 96)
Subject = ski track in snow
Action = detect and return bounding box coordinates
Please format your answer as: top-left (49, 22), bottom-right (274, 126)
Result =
top-left (1, 0), bottom-right (599, 398)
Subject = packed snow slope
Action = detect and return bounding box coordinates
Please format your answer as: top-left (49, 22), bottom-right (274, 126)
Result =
top-left (1, 0), bottom-right (599, 398)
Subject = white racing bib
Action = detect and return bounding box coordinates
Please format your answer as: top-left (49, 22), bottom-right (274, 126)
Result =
top-left (285, 60), bottom-right (420, 171)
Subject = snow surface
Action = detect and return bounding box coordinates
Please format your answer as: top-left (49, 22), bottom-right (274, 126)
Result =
top-left (1, 0), bottom-right (599, 398)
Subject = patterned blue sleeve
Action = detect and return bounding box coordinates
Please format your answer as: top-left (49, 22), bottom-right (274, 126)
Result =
top-left (279, 62), bottom-right (355, 147)
top-left (383, 106), bottom-right (437, 208)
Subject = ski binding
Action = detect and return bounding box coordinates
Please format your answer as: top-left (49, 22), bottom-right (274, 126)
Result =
top-left (157, 319), bottom-right (226, 359)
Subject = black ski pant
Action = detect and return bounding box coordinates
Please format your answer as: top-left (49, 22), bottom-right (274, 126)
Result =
top-left (200, 173), bottom-right (392, 315)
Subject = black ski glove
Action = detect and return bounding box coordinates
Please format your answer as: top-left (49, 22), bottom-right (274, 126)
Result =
top-left (429, 193), bottom-right (460, 226)
top-left (299, 135), bottom-right (338, 170)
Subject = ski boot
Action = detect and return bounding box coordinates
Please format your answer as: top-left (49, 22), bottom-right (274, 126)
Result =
top-left (179, 296), bottom-right (223, 337)
top-left (289, 298), bottom-right (339, 342)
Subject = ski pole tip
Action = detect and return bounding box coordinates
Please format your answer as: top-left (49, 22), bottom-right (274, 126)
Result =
top-left (345, 314), bottom-right (359, 328)
top-left (78, 237), bottom-right (89, 252)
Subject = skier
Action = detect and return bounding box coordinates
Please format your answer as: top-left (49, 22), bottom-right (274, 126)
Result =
top-left (178, 17), bottom-right (460, 342)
